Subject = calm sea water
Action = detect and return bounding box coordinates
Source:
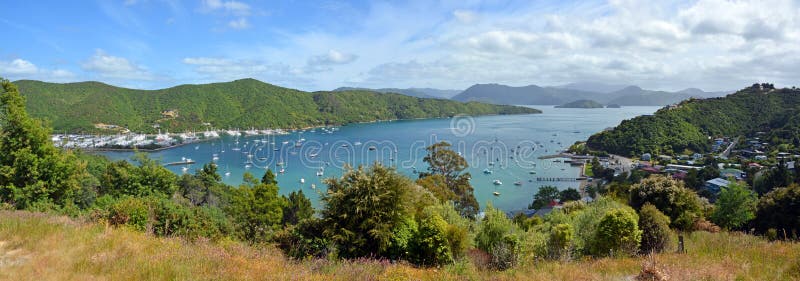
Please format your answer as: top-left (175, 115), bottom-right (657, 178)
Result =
top-left (100, 105), bottom-right (658, 211)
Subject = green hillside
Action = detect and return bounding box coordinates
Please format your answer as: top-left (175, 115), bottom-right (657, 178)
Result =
top-left (15, 79), bottom-right (538, 133)
top-left (555, 99), bottom-right (604, 108)
top-left (587, 83), bottom-right (800, 156)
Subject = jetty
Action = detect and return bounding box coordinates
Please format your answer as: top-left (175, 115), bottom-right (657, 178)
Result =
top-left (536, 177), bottom-right (587, 182)
top-left (165, 160), bottom-right (196, 166)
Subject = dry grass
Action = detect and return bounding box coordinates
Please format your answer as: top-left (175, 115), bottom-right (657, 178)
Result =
top-left (1, 210), bottom-right (798, 281)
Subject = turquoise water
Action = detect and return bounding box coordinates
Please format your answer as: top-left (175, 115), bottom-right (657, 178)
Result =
top-left (100, 105), bottom-right (658, 211)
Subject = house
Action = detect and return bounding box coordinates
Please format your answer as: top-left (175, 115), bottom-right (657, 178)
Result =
top-left (704, 178), bottom-right (731, 194)
top-left (748, 162), bottom-right (763, 169)
top-left (641, 166), bottom-right (662, 174)
top-left (641, 153), bottom-right (652, 161)
top-left (692, 153), bottom-right (703, 160)
top-left (719, 168), bottom-right (745, 180)
top-left (658, 155), bottom-right (673, 161)
top-left (755, 155), bottom-right (768, 161)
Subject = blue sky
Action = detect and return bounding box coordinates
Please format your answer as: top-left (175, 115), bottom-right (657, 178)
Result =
top-left (1, 0), bottom-right (798, 91)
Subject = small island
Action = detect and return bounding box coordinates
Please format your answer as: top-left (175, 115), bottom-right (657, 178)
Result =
top-left (555, 99), bottom-right (604, 108)
top-left (606, 104), bottom-right (622, 108)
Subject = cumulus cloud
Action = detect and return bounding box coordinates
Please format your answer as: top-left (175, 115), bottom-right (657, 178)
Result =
top-left (304, 50), bottom-right (358, 73)
top-left (182, 56), bottom-right (314, 87)
top-left (0, 58), bottom-right (75, 82)
top-left (82, 49), bottom-right (156, 80)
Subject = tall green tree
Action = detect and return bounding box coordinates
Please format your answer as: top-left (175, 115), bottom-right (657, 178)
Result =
top-left (0, 79), bottom-right (84, 209)
top-left (321, 163), bottom-right (416, 258)
top-left (711, 182), bottom-right (756, 230)
top-left (262, 168), bottom-right (277, 185)
top-left (420, 141), bottom-right (478, 218)
top-left (529, 185), bottom-right (560, 209)
top-left (629, 175), bottom-right (704, 230)
top-left (228, 172), bottom-right (284, 242)
top-left (281, 190), bottom-right (313, 226)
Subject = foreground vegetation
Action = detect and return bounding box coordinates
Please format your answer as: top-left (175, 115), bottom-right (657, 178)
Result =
top-left (14, 79), bottom-right (538, 133)
top-left (1, 211), bottom-right (798, 281)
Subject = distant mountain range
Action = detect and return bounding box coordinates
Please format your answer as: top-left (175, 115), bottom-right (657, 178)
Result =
top-left (451, 83), bottom-right (732, 106)
top-left (332, 87), bottom-right (460, 99)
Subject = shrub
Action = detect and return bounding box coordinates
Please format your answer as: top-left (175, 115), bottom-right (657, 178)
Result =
top-left (592, 208), bottom-right (642, 257)
top-left (711, 182), bottom-right (756, 230)
top-left (753, 184), bottom-right (800, 239)
top-left (629, 175), bottom-right (703, 231)
top-left (549, 223), bottom-right (573, 259)
top-left (475, 205), bottom-right (520, 270)
top-left (409, 214), bottom-right (453, 266)
top-left (107, 196), bottom-right (149, 231)
top-left (638, 204), bottom-right (672, 254)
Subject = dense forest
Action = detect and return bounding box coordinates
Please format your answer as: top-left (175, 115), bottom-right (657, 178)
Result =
top-left (14, 79), bottom-right (538, 133)
top-left (587, 84), bottom-right (800, 156)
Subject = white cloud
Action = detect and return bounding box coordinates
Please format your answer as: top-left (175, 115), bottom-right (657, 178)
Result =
top-left (227, 17), bottom-right (249, 29)
top-left (303, 50), bottom-right (358, 73)
top-left (202, 0), bottom-right (251, 16)
top-left (82, 49), bottom-right (156, 80)
top-left (0, 58), bottom-right (75, 82)
top-left (453, 10), bottom-right (477, 24)
top-left (182, 56), bottom-right (313, 87)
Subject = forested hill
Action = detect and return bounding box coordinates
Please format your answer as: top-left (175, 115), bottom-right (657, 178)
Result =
top-left (14, 79), bottom-right (539, 133)
top-left (586, 83), bottom-right (800, 157)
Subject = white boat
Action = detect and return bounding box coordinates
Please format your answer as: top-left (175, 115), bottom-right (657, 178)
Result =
top-left (354, 141), bottom-right (362, 146)
top-left (493, 179), bottom-right (502, 185)
top-left (181, 166), bottom-right (189, 173)
top-left (316, 168), bottom-right (324, 176)
top-left (493, 191), bottom-right (500, 196)
top-left (483, 168), bottom-right (492, 174)
top-left (244, 164), bottom-right (251, 169)
top-left (529, 170), bottom-right (537, 174)
top-left (279, 168), bottom-right (285, 174)
top-left (299, 178), bottom-right (305, 184)
top-left (514, 181), bottom-right (522, 186)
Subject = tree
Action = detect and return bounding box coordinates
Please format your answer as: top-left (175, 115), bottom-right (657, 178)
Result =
top-left (560, 188), bottom-right (581, 202)
top-left (321, 164), bottom-right (415, 258)
top-left (409, 213), bottom-right (453, 266)
top-left (549, 223), bottom-right (573, 259)
top-left (755, 163), bottom-right (792, 195)
top-left (753, 184), bottom-right (800, 239)
top-left (638, 203), bottom-right (671, 254)
top-left (420, 141), bottom-right (478, 218)
top-left (0, 79), bottom-right (84, 209)
top-left (529, 186), bottom-right (560, 209)
top-left (592, 208), bottom-right (641, 257)
top-left (228, 172), bottom-right (284, 242)
top-left (282, 190), bottom-right (313, 226)
top-left (629, 175), bottom-right (704, 230)
top-left (711, 182), bottom-right (756, 230)
top-left (262, 168), bottom-right (277, 185)
top-left (100, 154), bottom-right (178, 198)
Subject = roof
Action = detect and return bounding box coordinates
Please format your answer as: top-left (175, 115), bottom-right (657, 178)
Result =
top-left (706, 178), bottom-right (731, 187)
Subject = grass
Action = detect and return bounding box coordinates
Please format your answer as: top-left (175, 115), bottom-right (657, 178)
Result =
top-left (1, 210), bottom-right (799, 280)
top-left (584, 163), bottom-right (594, 177)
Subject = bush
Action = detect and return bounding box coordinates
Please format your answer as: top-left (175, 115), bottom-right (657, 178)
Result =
top-left (274, 218), bottom-right (333, 260)
top-left (638, 204), bottom-right (672, 254)
top-left (549, 223), bottom-right (573, 259)
top-left (108, 196), bottom-right (150, 231)
top-left (475, 205), bottom-right (520, 270)
top-left (592, 208), bottom-right (642, 257)
top-left (629, 175), bottom-right (704, 231)
top-left (753, 184), bottom-right (800, 239)
top-left (409, 214), bottom-right (453, 266)
top-left (711, 182), bottom-right (756, 230)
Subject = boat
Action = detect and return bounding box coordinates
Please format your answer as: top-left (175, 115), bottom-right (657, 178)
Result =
top-left (493, 179), bottom-right (502, 185)
top-left (514, 181), bottom-right (522, 186)
top-left (529, 170), bottom-right (537, 174)
top-left (483, 168), bottom-right (492, 174)
top-left (300, 178), bottom-right (305, 184)
top-left (244, 164), bottom-right (251, 169)
top-left (279, 168), bottom-right (285, 173)
top-left (316, 168), bottom-right (324, 176)
top-left (224, 171), bottom-right (231, 177)
top-left (181, 166), bottom-right (189, 173)
top-left (354, 141), bottom-right (362, 146)
top-left (311, 184), bottom-right (316, 189)
top-left (194, 145), bottom-right (200, 150)
top-left (368, 146), bottom-right (377, 151)
top-left (493, 191), bottom-right (500, 196)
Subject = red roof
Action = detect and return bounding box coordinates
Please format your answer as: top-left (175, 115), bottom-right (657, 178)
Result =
top-left (641, 167), bottom-right (661, 173)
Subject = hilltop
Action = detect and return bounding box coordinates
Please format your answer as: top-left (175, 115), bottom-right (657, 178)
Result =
top-left (451, 83), bottom-right (730, 106)
top-left (332, 87), bottom-right (460, 99)
top-left (587, 83), bottom-right (799, 156)
top-left (14, 79), bottom-right (538, 133)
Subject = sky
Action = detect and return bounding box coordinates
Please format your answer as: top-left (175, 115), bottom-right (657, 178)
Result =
top-left (1, 0), bottom-right (798, 92)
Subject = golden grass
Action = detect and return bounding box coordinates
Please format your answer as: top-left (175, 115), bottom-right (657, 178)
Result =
top-left (0, 210), bottom-right (798, 281)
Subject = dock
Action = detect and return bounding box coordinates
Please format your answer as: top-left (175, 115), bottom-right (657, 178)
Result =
top-left (164, 160), bottom-right (196, 166)
top-left (536, 177), bottom-right (587, 182)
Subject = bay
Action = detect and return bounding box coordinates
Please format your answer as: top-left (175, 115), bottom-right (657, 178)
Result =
top-left (100, 105), bottom-right (658, 211)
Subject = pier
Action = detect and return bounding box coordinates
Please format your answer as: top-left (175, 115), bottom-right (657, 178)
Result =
top-left (164, 160), bottom-right (196, 166)
top-left (536, 177), bottom-right (587, 182)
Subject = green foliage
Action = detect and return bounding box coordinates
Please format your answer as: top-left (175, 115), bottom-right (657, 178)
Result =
top-left (409, 213), bottom-right (453, 266)
top-left (261, 168), bottom-right (277, 185)
top-left (592, 208), bottom-right (641, 257)
top-left (475, 205), bottom-right (520, 270)
top-left (555, 99), bottom-right (604, 108)
top-left (0, 79), bottom-right (85, 209)
top-left (281, 190), bottom-right (313, 226)
top-left (638, 203), bottom-right (672, 254)
top-left (227, 173), bottom-right (284, 242)
top-left (548, 223), bottom-right (573, 259)
top-left (100, 154), bottom-right (178, 198)
top-left (711, 182), bottom-right (756, 230)
top-left (274, 218), bottom-right (332, 260)
top-left (755, 163), bottom-right (792, 195)
top-left (419, 141), bottom-right (478, 218)
top-left (106, 195), bottom-right (232, 240)
top-left (529, 186), bottom-right (559, 209)
top-left (754, 184), bottom-right (800, 239)
top-left (559, 188), bottom-right (581, 202)
top-left (629, 175), bottom-right (704, 231)
top-left (14, 79), bottom-right (538, 133)
top-left (320, 164), bottom-right (416, 259)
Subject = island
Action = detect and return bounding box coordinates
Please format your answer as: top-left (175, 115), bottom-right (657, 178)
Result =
top-left (606, 104), bottom-right (622, 108)
top-left (555, 99), bottom-right (604, 108)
